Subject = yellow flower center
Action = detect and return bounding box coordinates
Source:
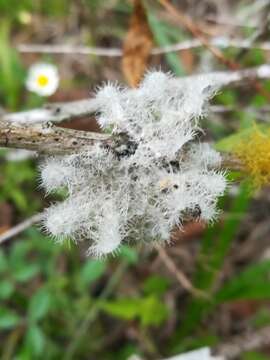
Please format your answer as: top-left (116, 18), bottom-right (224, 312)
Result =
top-left (37, 74), bottom-right (49, 87)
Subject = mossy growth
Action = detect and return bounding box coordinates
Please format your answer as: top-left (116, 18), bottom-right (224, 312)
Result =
top-left (234, 125), bottom-right (270, 188)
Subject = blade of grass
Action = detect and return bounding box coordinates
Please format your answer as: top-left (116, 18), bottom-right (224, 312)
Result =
top-left (216, 260), bottom-right (270, 302)
top-left (148, 13), bottom-right (185, 76)
top-left (0, 20), bottom-right (24, 110)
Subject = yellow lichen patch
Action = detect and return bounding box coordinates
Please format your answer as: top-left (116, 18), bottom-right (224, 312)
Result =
top-left (234, 126), bottom-right (270, 187)
top-left (37, 74), bottom-right (49, 87)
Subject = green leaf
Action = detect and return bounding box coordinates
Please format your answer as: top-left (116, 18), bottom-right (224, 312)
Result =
top-left (215, 89), bottom-right (237, 106)
top-left (0, 308), bottom-right (20, 329)
top-left (143, 275), bottom-right (170, 295)
top-left (100, 296), bottom-right (169, 327)
top-left (251, 94), bottom-right (268, 107)
top-left (10, 241), bottom-right (32, 264)
top-left (119, 245), bottom-right (138, 264)
top-left (9, 189), bottom-right (28, 211)
top-left (0, 20), bottom-right (25, 109)
top-left (13, 263), bottom-right (40, 283)
top-left (0, 280), bottom-right (14, 299)
top-left (216, 260), bottom-right (270, 302)
top-left (148, 14), bottom-right (185, 76)
top-left (0, 249), bottom-right (8, 273)
top-left (140, 295), bottom-right (168, 326)
top-left (251, 308), bottom-right (270, 328)
top-left (243, 351), bottom-right (269, 360)
top-left (79, 259), bottom-right (106, 287)
top-left (28, 287), bottom-right (51, 321)
top-left (100, 298), bottom-right (139, 321)
top-left (26, 325), bottom-right (45, 356)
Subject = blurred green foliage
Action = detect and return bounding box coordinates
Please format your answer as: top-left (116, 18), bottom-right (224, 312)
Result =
top-left (99, 296), bottom-right (169, 327)
top-left (243, 352), bottom-right (270, 360)
top-left (0, 159), bottom-right (40, 213)
top-left (0, 21), bottom-right (25, 110)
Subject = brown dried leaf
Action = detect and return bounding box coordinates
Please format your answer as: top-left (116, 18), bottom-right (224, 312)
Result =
top-left (122, 0), bottom-right (153, 87)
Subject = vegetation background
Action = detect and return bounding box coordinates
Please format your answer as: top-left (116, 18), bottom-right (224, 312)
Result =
top-left (1, 0), bottom-right (270, 359)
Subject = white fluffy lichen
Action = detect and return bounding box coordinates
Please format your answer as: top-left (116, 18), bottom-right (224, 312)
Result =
top-left (40, 71), bottom-right (227, 257)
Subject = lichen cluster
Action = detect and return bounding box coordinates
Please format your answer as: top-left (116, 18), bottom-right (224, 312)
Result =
top-left (41, 71), bottom-right (226, 257)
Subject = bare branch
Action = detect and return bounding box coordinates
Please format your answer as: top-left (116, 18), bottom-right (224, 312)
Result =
top-left (0, 120), bottom-right (111, 155)
top-left (211, 105), bottom-right (270, 122)
top-left (213, 325), bottom-right (270, 359)
top-left (17, 43), bottom-right (123, 57)
top-left (3, 65), bottom-right (270, 126)
top-left (0, 214), bottom-right (43, 244)
top-left (187, 64), bottom-right (270, 86)
top-left (4, 99), bottom-right (99, 124)
top-left (0, 118), bottom-right (243, 169)
top-left (0, 65), bottom-right (269, 158)
top-left (220, 153), bottom-right (245, 171)
top-left (155, 245), bottom-right (209, 299)
top-left (16, 38), bottom-right (270, 57)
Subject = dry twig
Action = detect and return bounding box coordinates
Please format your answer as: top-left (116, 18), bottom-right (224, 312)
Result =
top-left (213, 325), bottom-right (270, 359)
top-left (155, 245), bottom-right (208, 298)
top-left (158, 0), bottom-right (270, 101)
top-left (0, 119), bottom-right (111, 155)
top-left (158, 0), bottom-right (238, 69)
top-left (2, 64), bottom-right (270, 126)
top-left (1, 65), bottom-right (270, 157)
top-left (16, 38), bottom-right (270, 57)
top-left (0, 213), bottom-right (42, 244)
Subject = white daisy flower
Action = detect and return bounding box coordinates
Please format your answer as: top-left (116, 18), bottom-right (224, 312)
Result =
top-left (26, 63), bottom-right (59, 96)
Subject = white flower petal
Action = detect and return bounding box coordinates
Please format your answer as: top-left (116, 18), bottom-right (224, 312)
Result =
top-left (25, 62), bottom-right (59, 96)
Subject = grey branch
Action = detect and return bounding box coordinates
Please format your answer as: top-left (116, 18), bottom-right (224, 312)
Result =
top-left (17, 37), bottom-right (270, 57)
top-left (1, 65), bottom-right (270, 155)
top-left (213, 325), bottom-right (270, 359)
top-left (0, 120), bottom-right (111, 155)
top-left (197, 64), bottom-right (270, 86)
top-left (3, 65), bottom-right (270, 126)
top-left (0, 213), bottom-right (43, 244)
top-left (155, 245), bottom-right (209, 298)
top-left (0, 120), bottom-right (244, 170)
top-left (4, 99), bottom-right (99, 124)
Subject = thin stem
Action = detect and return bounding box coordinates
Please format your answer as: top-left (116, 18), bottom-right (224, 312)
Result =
top-left (0, 213), bottom-right (42, 244)
top-left (16, 38), bottom-right (270, 57)
top-left (0, 120), bottom-right (111, 155)
top-left (156, 245), bottom-right (209, 299)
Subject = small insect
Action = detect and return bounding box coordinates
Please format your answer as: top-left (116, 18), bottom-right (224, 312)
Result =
top-left (193, 204), bottom-right (202, 218)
